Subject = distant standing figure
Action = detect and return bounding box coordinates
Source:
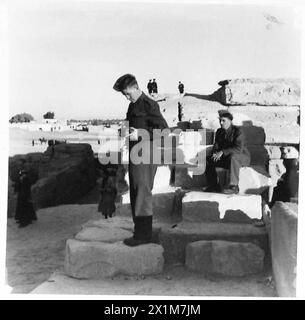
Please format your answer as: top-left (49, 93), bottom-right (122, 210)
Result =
top-left (98, 170), bottom-right (117, 219)
top-left (152, 79), bottom-right (158, 94)
top-left (32, 140), bottom-right (34, 146)
top-left (178, 102), bottom-right (183, 122)
top-left (178, 81), bottom-right (184, 94)
top-left (147, 79), bottom-right (153, 95)
top-left (15, 170), bottom-right (37, 228)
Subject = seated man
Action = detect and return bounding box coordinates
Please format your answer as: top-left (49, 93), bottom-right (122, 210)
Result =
top-left (205, 111), bottom-right (251, 194)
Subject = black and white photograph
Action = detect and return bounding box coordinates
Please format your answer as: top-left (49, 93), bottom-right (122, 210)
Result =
top-left (0, 0), bottom-right (304, 300)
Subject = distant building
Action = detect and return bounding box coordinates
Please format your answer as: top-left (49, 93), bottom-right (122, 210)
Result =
top-left (10, 118), bottom-right (70, 132)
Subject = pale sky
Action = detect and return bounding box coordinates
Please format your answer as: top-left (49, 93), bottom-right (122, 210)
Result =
top-left (8, 0), bottom-right (301, 120)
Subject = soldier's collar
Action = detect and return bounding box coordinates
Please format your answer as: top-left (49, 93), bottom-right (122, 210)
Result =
top-left (132, 91), bottom-right (145, 104)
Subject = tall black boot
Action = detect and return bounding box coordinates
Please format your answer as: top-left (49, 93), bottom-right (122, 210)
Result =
top-left (123, 216), bottom-right (152, 247)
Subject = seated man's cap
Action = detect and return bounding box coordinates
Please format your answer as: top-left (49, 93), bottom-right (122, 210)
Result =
top-left (113, 74), bottom-right (137, 92)
top-left (218, 110), bottom-right (233, 121)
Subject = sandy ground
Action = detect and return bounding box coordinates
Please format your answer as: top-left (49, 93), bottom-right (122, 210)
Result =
top-left (6, 203), bottom-right (101, 293)
top-left (6, 201), bottom-right (276, 297)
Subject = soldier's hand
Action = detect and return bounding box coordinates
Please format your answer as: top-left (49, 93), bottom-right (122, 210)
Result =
top-left (212, 151), bottom-right (223, 161)
top-left (129, 127), bottom-right (138, 141)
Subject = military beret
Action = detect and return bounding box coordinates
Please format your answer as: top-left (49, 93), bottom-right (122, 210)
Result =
top-left (218, 110), bottom-right (233, 120)
top-left (113, 74), bottom-right (137, 92)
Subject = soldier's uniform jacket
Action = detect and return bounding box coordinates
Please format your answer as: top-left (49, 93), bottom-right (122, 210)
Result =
top-left (213, 125), bottom-right (250, 157)
top-left (126, 92), bottom-right (169, 140)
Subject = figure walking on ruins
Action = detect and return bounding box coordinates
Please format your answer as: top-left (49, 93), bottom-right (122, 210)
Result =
top-left (147, 79), bottom-right (153, 95)
top-left (151, 79), bottom-right (158, 94)
top-left (178, 81), bottom-right (184, 94)
top-left (205, 111), bottom-right (251, 195)
top-left (15, 170), bottom-right (37, 228)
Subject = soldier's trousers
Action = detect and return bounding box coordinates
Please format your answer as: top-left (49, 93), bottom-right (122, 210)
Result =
top-left (128, 162), bottom-right (157, 220)
top-left (206, 153), bottom-right (250, 186)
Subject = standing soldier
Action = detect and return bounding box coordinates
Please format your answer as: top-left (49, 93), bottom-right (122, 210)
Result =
top-left (147, 79), bottom-right (152, 95)
top-left (178, 81), bottom-right (184, 94)
top-left (113, 74), bottom-right (168, 246)
top-left (152, 79), bottom-right (158, 94)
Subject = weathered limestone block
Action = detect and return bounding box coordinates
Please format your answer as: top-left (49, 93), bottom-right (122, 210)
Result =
top-left (81, 216), bottom-right (166, 244)
top-left (159, 222), bottom-right (268, 265)
top-left (228, 106), bottom-right (299, 126)
top-left (182, 191), bottom-right (262, 223)
top-left (264, 124), bottom-right (300, 144)
top-left (228, 106), bottom-right (300, 144)
top-left (32, 143), bottom-right (96, 209)
top-left (82, 216), bottom-right (134, 231)
top-left (75, 227), bottom-right (133, 243)
top-left (271, 202), bottom-right (297, 297)
top-left (65, 239), bottom-right (164, 279)
top-left (186, 240), bottom-right (264, 276)
top-left (215, 78), bottom-right (300, 106)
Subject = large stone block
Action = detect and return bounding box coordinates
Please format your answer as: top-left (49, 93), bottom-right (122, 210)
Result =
top-left (186, 240), bottom-right (264, 276)
top-left (182, 191), bottom-right (262, 223)
top-left (215, 78), bottom-right (300, 106)
top-left (65, 239), bottom-right (164, 279)
top-left (271, 202), bottom-right (297, 297)
top-left (31, 143), bottom-right (96, 209)
top-left (159, 222), bottom-right (268, 265)
top-left (228, 106), bottom-right (300, 126)
top-left (82, 216), bottom-right (134, 231)
top-left (227, 106), bottom-right (300, 145)
top-left (75, 227), bottom-right (133, 243)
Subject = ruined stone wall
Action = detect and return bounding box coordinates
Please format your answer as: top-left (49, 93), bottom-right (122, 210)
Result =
top-left (8, 143), bottom-right (97, 214)
top-left (32, 143), bottom-right (97, 209)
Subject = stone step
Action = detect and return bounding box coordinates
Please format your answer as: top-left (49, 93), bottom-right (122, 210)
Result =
top-left (65, 239), bottom-right (164, 279)
top-left (182, 191), bottom-right (262, 223)
top-left (186, 240), bottom-right (265, 277)
top-left (78, 216), bottom-right (169, 244)
top-left (159, 222), bottom-right (269, 265)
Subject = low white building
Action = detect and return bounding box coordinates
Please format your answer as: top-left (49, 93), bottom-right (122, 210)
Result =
top-left (10, 119), bottom-right (71, 132)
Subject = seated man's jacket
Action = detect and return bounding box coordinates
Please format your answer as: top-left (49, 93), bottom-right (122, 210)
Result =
top-left (213, 125), bottom-right (250, 157)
